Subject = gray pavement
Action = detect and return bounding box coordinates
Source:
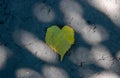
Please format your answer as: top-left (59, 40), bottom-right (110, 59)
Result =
top-left (0, 0), bottom-right (120, 78)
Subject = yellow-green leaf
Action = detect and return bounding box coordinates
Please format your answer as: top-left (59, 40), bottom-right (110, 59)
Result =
top-left (45, 25), bottom-right (75, 61)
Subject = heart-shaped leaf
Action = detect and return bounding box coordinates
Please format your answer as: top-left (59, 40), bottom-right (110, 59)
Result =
top-left (45, 25), bottom-right (75, 61)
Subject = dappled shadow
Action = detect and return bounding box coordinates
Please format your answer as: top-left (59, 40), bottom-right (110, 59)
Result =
top-left (0, 0), bottom-right (120, 78)
top-left (77, 0), bottom-right (120, 58)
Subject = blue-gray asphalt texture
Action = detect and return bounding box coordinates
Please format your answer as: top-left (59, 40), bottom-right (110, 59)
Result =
top-left (0, 0), bottom-right (120, 78)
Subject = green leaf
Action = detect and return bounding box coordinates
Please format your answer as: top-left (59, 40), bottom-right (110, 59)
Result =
top-left (45, 25), bottom-right (75, 61)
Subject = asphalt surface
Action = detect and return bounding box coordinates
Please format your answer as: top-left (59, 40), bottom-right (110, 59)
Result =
top-left (0, 0), bottom-right (120, 78)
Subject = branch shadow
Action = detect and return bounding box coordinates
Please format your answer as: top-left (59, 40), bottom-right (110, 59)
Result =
top-left (76, 0), bottom-right (120, 58)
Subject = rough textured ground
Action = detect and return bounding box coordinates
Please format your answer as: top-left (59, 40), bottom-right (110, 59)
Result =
top-left (0, 0), bottom-right (120, 78)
